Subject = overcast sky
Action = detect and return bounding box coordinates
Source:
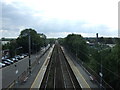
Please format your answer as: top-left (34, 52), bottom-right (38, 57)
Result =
top-left (0, 0), bottom-right (119, 38)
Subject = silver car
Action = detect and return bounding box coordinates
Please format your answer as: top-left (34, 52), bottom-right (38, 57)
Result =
top-left (5, 59), bottom-right (14, 64)
top-left (0, 62), bottom-right (6, 68)
top-left (11, 58), bottom-right (19, 62)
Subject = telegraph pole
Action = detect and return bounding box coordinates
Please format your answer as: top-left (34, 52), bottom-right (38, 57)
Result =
top-left (28, 30), bottom-right (31, 75)
top-left (96, 33), bottom-right (103, 89)
top-left (99, 51), bottom-right (103, 89)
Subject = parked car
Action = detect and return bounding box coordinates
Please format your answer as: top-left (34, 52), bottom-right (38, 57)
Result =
top-left (2, 56), bottom-right (8, 59)
top-left (15, 55), bottom-right (21, 60)
top-left (4, 59), bottom-right (14, 64)
top-left (19, 55), bottom-right (24, 59)
top-left (22, 54), bottom-right (27, 57)
top-left (0, 62), bottom-right (6, 68)
top-left (11, 58), bottom-right (18, 62)
top-left (2, 57), bottom-right (5, 60)
top-left (2, 60), bottom-right (11, 65)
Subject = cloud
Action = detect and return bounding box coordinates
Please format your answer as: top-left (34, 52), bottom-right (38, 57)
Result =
top-left (1, 0), bottom-right (118, 38)
top-left (2, 2), bottom-right (37, 29)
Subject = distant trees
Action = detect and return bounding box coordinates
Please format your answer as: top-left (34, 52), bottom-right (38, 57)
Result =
top-left (16, 28), bottom-right (47, 54)
top-left (64, 34), bottom-right (89, 62)
top-left (2, 28), bottom-right (47, 57)
top-left (98, 37), bottom-right (115, 44)
top-left (46, 38), bottom-right (56, 45)
top-left (2, 39), bottom-right (17, 58)
top-left (59, 34), bottom-right (120, 89)
top-left (88, 38), bottom-right (120, 89)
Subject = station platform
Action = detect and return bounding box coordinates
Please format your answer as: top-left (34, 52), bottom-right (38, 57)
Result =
top-left (61, 46), bottom-right (92, 89)
top-left (30, 44), bottom-right (55, 89)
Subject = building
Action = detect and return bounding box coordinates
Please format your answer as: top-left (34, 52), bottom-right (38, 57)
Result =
top-left (2, 41), bottom-right (10, 45)
top-left (1, 38), bottom-right (15, 45)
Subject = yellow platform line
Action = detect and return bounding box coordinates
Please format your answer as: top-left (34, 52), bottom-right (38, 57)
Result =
top-left (8, 82), bottom-right (15, 89)
top-left (61, 47), bottom-right (91, 89)
top-left (30, 46), bottom-right (54, 89)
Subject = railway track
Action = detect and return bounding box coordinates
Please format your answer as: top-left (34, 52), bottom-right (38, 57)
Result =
top-left (40, 44), bottom-right (81, 89)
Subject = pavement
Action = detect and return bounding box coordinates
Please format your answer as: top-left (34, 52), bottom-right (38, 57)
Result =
top-left (30, 44), bottom-right (54, 89)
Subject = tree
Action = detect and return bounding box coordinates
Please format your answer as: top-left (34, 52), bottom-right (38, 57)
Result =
top-left (98, 37), bottom-right (105, 44)
top-left (88, 38), bottom-right (120, 89)
top-left (64, 34), bottom-right (89, 62)
top-left (16, 28), bottom-right (46, 54)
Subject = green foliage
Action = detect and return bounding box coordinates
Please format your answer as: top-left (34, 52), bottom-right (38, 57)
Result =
top-left (9, 40), bottom-right (17, 57)
top-left (63, 34), bottom-right (120, 89)
top-left (3, 28), bottom-right (47, 57)
top-left (58, 38), bottom-right (65, 45)
top-left (64, 34), bottom-right (89, 62)
top-left (47, 38), bottom-right (56, 45)
top-left (17, 28), bottom-right (46, 54)
top-left (98, 37), bottom-right (117, 44)
top-left (2, 40), bottom-right (18, 58)
top-left (2, 43), bottom-right (10, 50)
top-left (88, 39), bottom-right (120, 89)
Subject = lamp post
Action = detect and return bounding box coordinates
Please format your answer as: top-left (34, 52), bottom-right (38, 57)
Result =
top-left (20, 29), bottom-right (31, 75)
top-left (98, 43), bottom-right (106, 89)
top-left (28, 30), bottom-right (31, 75)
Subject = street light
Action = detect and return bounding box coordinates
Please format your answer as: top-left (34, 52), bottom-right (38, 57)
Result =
top-left (28, 30), bottom-right (31, 75)
top-left (98, 43), bottom-right (108, 89)
top-left (99, 47), bottom-right (109, 89)
top-left (20, 30), bottom-right (31, 75)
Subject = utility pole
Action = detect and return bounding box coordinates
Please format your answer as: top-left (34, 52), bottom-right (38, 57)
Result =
top-left (99, 45), bottom-right (103, 89)
top-left (96, 33), bottom-right (103, 89)
top-left (28, 30), bottom-right (31, 75)
top-left (99, 50), bottom-right (103, 89)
